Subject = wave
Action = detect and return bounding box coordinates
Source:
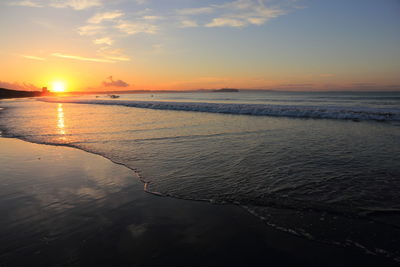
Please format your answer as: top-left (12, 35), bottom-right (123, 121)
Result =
top-left (41, 98), bottom-right (400, 122)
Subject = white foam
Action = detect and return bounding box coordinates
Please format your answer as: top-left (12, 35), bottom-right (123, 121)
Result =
top-left (41, 98), bottom-right (400, 122)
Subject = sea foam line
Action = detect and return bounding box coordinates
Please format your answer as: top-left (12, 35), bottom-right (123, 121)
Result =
top-left (41, 98), bottom-right (400, 122)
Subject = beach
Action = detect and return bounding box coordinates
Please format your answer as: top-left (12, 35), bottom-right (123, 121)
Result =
top-left (0, 92), bottom-right (399, 266)
top-left (2, 0), bottom-right (399, 265)
top-left (1, 137), bottom-right (398, 266)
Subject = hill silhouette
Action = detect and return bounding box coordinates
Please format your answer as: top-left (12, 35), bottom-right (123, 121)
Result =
top-left (0, 88), bottom-right (41, 99)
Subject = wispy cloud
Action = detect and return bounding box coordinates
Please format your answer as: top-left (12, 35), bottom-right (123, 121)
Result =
top-left (104, 55), bottom-right (131, 62)
top-left (93, 37), bottom-right (113, 45)
top-left (88, 11), bottom-right (124, 24)
top-left (49, 0), bottom-right (102, 10)
top-left (32, 18), bottom-right (59, 30)
top-left (206, 18), bottom-right (246, 27)
top-left (75, 6), bottom-right (159, 61)
top-left (177, 7), bottom-right (214, 15)
top-left (142, 15), bottom-right (163, 20)
top-left (78, 24), bottom-right (105, 36)
top-left (8, 0), bottom-right (42, 7)
top-left (52, 53), bottom-right (115, 63)
top-left (179, 19), bottom-right (198, 28)
top-left (208, 1), bottom-right (287, 28)
top-left (116, 20), bottom-right (158, 35)
top-left (135, 0), bottom-right (148, 5)
top-left (97, 47), bottom-right (131, 62)
top-left (9, 0), bottom-right (102, 9)
top-left (135, 8), bottom-right (153, 15)
top-left (21, 55), bottom-right (46, 61)
top-left (178, 0), bottom-right (292, 28)
top-left (217, 0), bottom-right (254, 10)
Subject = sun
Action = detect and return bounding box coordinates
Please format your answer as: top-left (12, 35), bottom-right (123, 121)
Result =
top-left (51, 81), bottom-right (67, 92)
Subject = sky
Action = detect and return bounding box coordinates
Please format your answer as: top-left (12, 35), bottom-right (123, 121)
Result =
top-left (0, 0), bottom-right (399, 91)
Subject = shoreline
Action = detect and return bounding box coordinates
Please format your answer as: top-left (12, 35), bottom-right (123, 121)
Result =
top-left (0, 137), bottom-right (398, 266)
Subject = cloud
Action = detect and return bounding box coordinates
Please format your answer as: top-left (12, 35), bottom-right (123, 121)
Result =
top-left (97, 47), bottom-right (131, 61)
top-left (88, 11), bottom-right (124, 24)
top-left (49, 0), bottom-right (102, 10)
top-left (78, 24), bottom-right (105, 36)
top-left (142, 15), bottom-right (163, 20)
top-left (206, 18), bottom-right (246, 27)
top-left (207, 5), bottom-right (286, 27)
top-left (9, 0), bottom-right (102, 10)
top-left (102, 76), bottom-right (129, 87)
top-left (97, 46), bottom-right (131, 61)
top-left (217, 0), bottom-right (255, 10)
top-left (177, 7), bottom-right (214, 15)
top-left (103, 55), bottom-right (130, 62)
top-left (135, 8), bottom-right (153, 15)
top-left (52, 53), bottom-right (115, 63)
top-left (247, 17), bottom-right (267, 25)
top-left (180, 20), bottom-right (198, 28)
top-left (93, 37), bottom-right (113, 45)
top-left (116, 20), bottom-right (158, 35)
top-left (8, 0), bottom-right (42, 7)
top-left (135, 0), bottom-right (148, 4)
top-left (0, 81), bottom-right (41, 91)
top-left (178, 0), bottom-right (291, 28)
top-left (21, 55), bottom-right (46, 61)
top-left (32, 18), bottom-right (59, 30)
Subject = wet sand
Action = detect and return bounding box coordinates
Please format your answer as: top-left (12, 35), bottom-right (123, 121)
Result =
top-left (0, 137), bottom-right (396, 266)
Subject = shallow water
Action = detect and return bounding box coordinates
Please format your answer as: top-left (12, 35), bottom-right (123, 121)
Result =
top-left (1, 91), bottom-right (400, 262)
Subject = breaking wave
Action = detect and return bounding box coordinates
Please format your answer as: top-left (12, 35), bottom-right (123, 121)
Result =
top-left (41, 98), bottom-right (400, 122)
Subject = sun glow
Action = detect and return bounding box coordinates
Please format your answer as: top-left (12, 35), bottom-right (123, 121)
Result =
top-left (51, 81), bottom-right (67, 92)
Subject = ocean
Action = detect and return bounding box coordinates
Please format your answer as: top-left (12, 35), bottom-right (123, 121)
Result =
top-left (1, 91), bottom-right (399, 262)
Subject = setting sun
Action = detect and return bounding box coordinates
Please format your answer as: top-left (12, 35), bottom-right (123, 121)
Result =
top-left (51, 81), bottom-right (67, 93)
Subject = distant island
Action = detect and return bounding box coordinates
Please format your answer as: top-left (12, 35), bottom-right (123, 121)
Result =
top-left (212, 88), bottom-right (239, 92)
top-left (0, 88), bottom-right (42, 99)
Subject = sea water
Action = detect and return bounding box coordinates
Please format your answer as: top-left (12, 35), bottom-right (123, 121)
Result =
top-left (1, 91), bottom-right (399, 261)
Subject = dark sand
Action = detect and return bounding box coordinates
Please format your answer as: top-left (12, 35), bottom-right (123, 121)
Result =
top-left (0, 137), bottom-right (397, 266)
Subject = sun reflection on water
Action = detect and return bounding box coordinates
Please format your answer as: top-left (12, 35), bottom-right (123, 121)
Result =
top-left (57, 103), bottom-right (66, 137)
